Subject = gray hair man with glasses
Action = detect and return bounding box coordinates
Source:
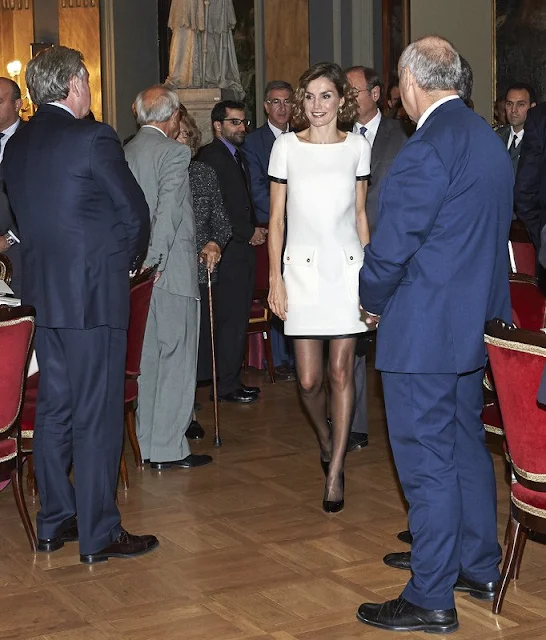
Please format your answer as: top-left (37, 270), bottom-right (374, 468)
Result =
top-left (242, 80), bottom-right (296, 380)
top-left (124, 85), bottom-right (212, 470)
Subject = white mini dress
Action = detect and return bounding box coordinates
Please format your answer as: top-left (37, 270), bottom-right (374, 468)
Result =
top-left (268, 131), bottom-right (371, 337)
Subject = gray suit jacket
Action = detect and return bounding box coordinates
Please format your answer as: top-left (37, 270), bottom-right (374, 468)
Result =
top-left (366, 116), bottom-right (407, 234)
top-left (497, 125), bottom-right (521, 175)
top-left (124, 127), bottom-right (198, 299)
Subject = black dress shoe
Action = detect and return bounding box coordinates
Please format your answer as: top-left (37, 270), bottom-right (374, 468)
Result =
top-left (454, 575), bottom-right (497, 600)
top-left (274, 365), bottom-right (296, 381)
top-left (186, 420), bottom-right (205, 440)
top-left (384, 550), bottom-right (411, 570)
top-left (80, 528), bottom-right (159, 564)
top-left (150, 454), bottom-right (213, 470)
top-left (347, 432), bottom-right (369, 452)
top-left (397, 529), bottom-right (413, 545)
top-left (217, 389), bottom-right (258, 403)
top-left (356, 596), bottom-right (458, 634)
top-left (241, 384), bottom-right (261, 394)
top-left (37, 516), bottom-right (78, 552)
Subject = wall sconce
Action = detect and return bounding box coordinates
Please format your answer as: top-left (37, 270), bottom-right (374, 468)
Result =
top-left (6, 60), bottom-right (22, 78)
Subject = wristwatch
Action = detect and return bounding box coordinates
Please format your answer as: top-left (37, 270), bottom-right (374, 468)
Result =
top-left (5, 233), bottom-right (16, 247)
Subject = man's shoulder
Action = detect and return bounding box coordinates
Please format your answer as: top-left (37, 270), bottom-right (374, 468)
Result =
top-left (244, 123), bottom-right (271, 144)
top-left (496, 125), bottom-right (510, 141)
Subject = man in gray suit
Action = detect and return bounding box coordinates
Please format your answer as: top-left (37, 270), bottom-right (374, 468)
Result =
top-left (0, 77), bottom-right (23, 296)
top-left (125, 86), bottom-right (212, 469)
top-left (345, 66), bottom-right (408, 451)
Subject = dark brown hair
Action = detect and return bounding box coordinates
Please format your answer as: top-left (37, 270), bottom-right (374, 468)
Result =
top-left (292, 62), bottom-right (358, 131)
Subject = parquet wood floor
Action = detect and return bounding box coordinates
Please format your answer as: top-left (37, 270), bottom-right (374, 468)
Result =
top-left (1, 364), bottom-right (545, 639)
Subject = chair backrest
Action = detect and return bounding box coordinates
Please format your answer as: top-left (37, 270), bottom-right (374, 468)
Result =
top-left (254, 241), bottom-right (270, 297)
top-left (126, 267), bottom-right (156, 377)
top-left (509, 274), bottom-right (546, 331)
top-left (509, 220), bottom-right (536, 277)
top-left (0, 305), bottom-right (35, 439)
top-left (0, 254), bottom-right (12, 285)
top-left (485, 319), bottom-right (546, 491)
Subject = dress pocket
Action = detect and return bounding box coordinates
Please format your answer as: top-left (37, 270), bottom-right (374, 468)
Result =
top-left (342, 244), bottom-right (364, 301)
top-left (283, 245), bottom-right (319, 305)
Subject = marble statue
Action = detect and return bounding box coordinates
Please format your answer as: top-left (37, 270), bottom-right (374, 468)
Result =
top-left (166, 0), bottom-right (244, 97)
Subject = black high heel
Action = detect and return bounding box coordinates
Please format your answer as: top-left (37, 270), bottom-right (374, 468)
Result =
top-left (323, 471), bottom-right (344, 513)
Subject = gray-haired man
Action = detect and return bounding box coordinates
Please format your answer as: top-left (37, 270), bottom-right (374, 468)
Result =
top-left (125, 85), bottom-right (212, 469)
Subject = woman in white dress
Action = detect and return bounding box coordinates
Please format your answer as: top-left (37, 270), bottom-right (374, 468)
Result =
top-left (268, 62), bottom-right (371, 513)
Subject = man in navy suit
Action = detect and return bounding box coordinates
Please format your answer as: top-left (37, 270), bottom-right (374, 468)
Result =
top-left (4, 46), bottom-right (157, 563)
top-left (243, 81), bottom-right (295, 380)
top-left (357, 36), bottom-right (513, 633)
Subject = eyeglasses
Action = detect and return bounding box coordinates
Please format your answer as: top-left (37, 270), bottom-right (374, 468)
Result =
top-left (222, 118), bottom-right (251, 127)
top-left (352, 87), bottom-right (372, 95)
top-left (266, 98), bottom-right (292, 107)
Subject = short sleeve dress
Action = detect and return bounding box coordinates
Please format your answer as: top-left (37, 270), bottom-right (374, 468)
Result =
top-left (268, 131), bottom-right (371, 337)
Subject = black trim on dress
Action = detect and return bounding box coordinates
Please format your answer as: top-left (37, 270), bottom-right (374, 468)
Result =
top-left (356, 174), bottom-right (371, 182)
top-left (268, 175), bottom-right (288, 184)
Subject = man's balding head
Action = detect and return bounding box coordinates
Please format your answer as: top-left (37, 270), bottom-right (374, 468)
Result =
top-left (134, 85), bottom-right (181, 138)
top-left (0, 77), bottom-right (22, 131)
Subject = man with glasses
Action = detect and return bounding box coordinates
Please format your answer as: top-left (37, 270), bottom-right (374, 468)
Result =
top-left (344, 66), bottom-right (408, 452)
top-left (198, 101), bottom-right (267, 403)
top-left (243, 80), bottom-right (295, 381)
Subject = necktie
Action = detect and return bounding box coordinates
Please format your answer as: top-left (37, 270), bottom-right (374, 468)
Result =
top-left (360, 126), bottom-right (367, 137)
top-left (234, 149), bottom-right (256, 222)
top-left (509, 135), bottom-right (518, 153)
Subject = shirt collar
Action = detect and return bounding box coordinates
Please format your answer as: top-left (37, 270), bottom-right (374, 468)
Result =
top-left (1, 118), bottom-right (20, 138)
top-left (219, 136), bottom-right (237, 157)
top-left (268, 120), bottom-right (289, 139)
top-left (510, 127), bottom-right (524, 140)
top-left (141, 124), bottom-right (168, 137)
top-left (354, 108), bottom-right (381, 136)
top-left (417, 94), bottom-right (460, 130)
top-left (48, 102), bottom-right (77, 118)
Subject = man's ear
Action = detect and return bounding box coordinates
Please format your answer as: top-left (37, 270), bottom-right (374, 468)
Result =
top-left (14, 98), bottom-right (23, 112)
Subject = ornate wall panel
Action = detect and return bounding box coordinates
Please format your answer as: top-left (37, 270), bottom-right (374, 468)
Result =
top-left (58, 0), bottom-right (102, 119)
top-left (0, 0), bottom-right (34, 105)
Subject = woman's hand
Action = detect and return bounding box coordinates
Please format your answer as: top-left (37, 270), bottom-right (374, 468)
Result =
top-left (199, 241), bottom-right (221, 273)
top-left (268, 280), bottom-right (288, 321)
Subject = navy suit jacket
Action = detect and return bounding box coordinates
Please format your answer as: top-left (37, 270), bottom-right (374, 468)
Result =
top-left (359, 98), bottom-right (513, 374)
top-left (3, 104), bottom-right (150, 329)
top-left (242, 122), bottom-right (276, 223)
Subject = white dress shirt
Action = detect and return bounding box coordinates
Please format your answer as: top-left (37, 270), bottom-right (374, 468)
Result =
top-left (141, 124), bottom-right (168, 137)
top-left (0, 119), bottom-right (21, 164)
top-left (417, 94), bottom-right (460, 130)
top-left (353, 109), bottom-right (382, 148)
top-left (507, 128), bottom-right (524, 149)
top-left (48, 102), bottom-right (77, 118)
top-left (268, 120), bottom-right (289, 139)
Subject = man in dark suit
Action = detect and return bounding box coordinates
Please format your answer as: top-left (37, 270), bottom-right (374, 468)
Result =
top-left (497, 82), bottom-right (536, 176)
top-left (243, 80), bottom-right (295, 381)
top-left (198, 101), bottom-right (267, 403)
top-left (515, 100), bottom-right (546, 252)
top-left (0, 77), bottom-right (23, 296)
top-left (357, 37), bottom-right (513, 633)
top-left (345, 66), bottom-right (408, 452)
top-left (4, 46), bottom-right (157, 563)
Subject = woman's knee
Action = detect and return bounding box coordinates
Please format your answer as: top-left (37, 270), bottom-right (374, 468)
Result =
top-left (298, 373), bottom-right (323, 397)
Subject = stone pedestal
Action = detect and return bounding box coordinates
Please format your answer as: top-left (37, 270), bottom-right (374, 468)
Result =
top-left (175, 88), bottom-right (221, 146)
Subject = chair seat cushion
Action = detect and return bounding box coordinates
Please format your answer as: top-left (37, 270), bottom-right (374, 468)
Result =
top-left (482, 401), bottom-right (504, 435)
top-left (0, 437), bottom-right (17, 463)
top-left (249, 299), bottom-right (267, 321)
top-left (125, 378), bottom-right (138, 404)
top-left (512, 480), bottom-right (546, 518)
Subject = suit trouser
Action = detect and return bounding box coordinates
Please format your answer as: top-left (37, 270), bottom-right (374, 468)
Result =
top-left (33, 326), bottom-right (125, 555)
top-left (381, 368), bottom-right (501, 610)
top-left (136, 288), bottom-right (199, 462)
top-left (216, 250), bottom-right (255, 396)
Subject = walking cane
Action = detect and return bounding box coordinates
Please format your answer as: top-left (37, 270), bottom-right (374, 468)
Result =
top-left (208, 269), bottom-right (222, 447)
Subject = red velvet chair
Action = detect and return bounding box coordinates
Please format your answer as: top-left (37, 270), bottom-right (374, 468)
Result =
top-left (482, 274), bottom-right (546, 436)
top-left (509, 219), bottom-right (536, 277)
top-left (0, 304), bottom-right (37, 551)
top-left (484, 319), bottom-right (546, 614)
top-left (245, 239), bottom-right (275, 383)
top-left (124, 266), bottom-right (156, 469)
